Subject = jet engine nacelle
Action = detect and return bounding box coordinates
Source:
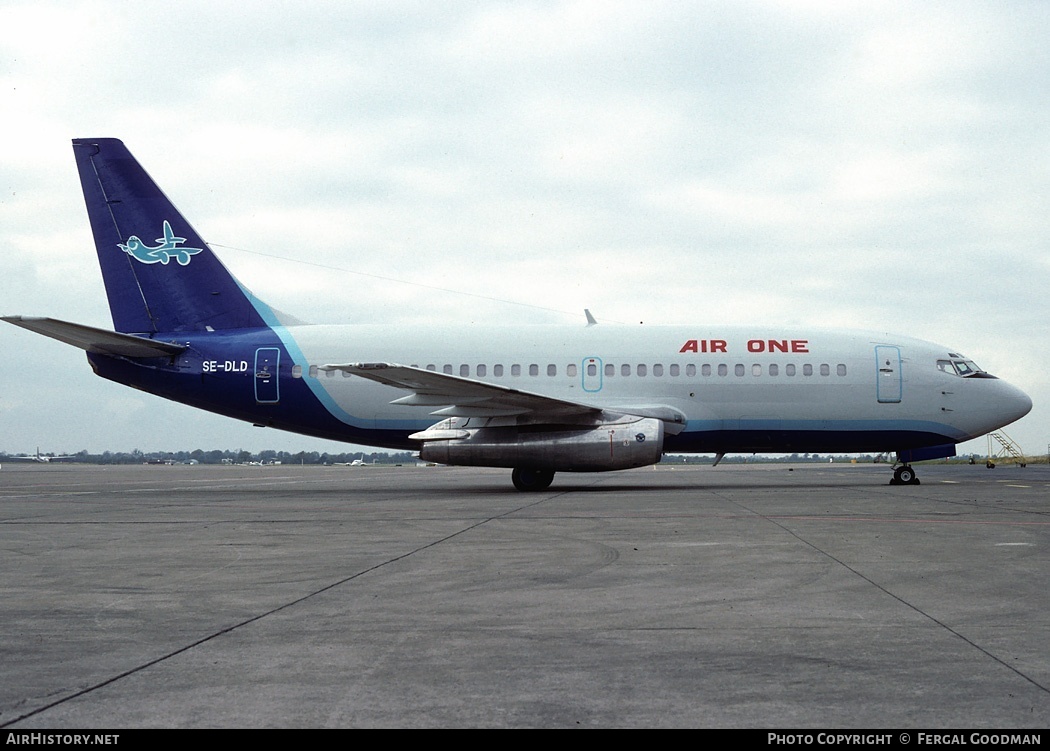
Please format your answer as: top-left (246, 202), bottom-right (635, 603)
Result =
top-left (415, 415), bottom-right (665, 472)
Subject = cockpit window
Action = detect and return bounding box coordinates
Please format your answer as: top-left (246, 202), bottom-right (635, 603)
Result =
top-left (937, 358), bottom-right (987, 378)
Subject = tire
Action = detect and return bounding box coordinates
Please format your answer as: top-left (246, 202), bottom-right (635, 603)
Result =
top-left (895, 466), bottom-right (916, 484)
top-left (511, 467), bottom-right (555, 491)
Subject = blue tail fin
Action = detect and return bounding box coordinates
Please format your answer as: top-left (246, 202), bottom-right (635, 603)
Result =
top-left (73, 138), bottom-right (270, 333)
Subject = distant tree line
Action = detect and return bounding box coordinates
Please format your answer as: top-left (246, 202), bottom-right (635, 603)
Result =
top-left (0, 449), bottom-right (418, 465)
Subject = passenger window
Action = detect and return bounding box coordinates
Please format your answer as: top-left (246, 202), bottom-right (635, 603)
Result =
top-left (803, 364), bottom-right (813, 376)
top-left (638, 364), bottom-right (647, 376)
top-left (547, 364), bottom-right (557, 376)
top-left (837, 364), bottom-right (847, 376)
top-left (460, 364), bottom-right (469, 377)
top-left (769, 364), bottom-right (779, 376)
top-left (308, 365), bottom-right (318, 378)
top-left (735, 364), bottom-right (745, 376)
top-left (687, 364), bottom-right (697, 377)
top-left (605, 363), bottom-right (614, 376)
top-left (718, 364), bottom-right (728, 377)
top-left (670, 364), bottom-right (680, 377)
top-left (621, 364), bottom-right (631, 377)
top-left (786, 364), bottom-right (796, 376)
top-left (494, 364), bottom-right (503, 376)
top-left (752, 364), bottom-right (761, 376)
top-left (426, 364), bottom-right (436, 371)
top-left (477, 364), bottom-right (486, 377)
top-left (511, 364), bottom-right (521, 376)
top-left (653, 364), bottom-right (663, 377)
top-left (529, 364), bottom-right (539, 376)
top-left (569, 364), bottom-right (579, 377)
top-left (443, 364), bottom-right (453, 374)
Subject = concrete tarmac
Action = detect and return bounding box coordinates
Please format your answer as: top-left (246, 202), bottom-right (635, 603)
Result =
top-left (1, 461), bottom-right (1048, 728)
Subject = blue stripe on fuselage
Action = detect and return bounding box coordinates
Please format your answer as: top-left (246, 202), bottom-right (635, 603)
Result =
top-left (665, 424), bottom-right (962, 454)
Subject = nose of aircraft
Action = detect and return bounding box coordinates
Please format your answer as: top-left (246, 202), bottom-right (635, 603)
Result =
top-left (957, 377), bottom-right (1033, 442)
top-left (1002, 380), bottom-right (1034, 424)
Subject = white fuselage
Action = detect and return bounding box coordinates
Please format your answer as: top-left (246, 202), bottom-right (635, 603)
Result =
top-left (267, 323), bottom-right (1031, 453)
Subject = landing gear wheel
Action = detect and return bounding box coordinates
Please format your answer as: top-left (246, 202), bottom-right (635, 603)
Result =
top-left (892, 465), bottom-right (920, 485)
top-left (511, 467), bottom-right (555, 492)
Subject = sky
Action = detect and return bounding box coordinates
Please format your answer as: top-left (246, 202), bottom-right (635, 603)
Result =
top-left (1, 0), bottom-right (1048, 458)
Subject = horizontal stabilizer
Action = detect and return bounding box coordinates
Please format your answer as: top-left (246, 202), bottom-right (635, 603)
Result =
top-left (2, 316), bottom-right (186, 358)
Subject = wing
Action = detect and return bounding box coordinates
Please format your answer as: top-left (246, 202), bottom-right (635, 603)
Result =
top-left (319, 362), bottom-right (688, 434)
top-left (319, 362), bottom-right (601, 419)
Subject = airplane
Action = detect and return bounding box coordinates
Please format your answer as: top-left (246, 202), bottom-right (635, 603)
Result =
top-left (2, 138), bottom-right (1033, 490)
top-left (3, 448), bottom-right (78, 463)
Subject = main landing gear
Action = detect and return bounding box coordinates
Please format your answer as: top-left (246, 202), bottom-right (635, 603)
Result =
top-left (891, 464), bottom-right (920, 485)
top-left (511, 467), bottom-right (555, 491)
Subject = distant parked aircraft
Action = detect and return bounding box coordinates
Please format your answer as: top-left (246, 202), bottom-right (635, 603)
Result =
top-left (5, 448), bottom-right (78, 464)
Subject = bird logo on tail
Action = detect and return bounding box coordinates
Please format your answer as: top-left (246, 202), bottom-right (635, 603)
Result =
top-left (118, 221), bottom-right (203, 266)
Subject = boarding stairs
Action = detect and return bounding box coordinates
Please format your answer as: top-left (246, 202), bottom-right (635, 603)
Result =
top-left (986, 430), bottom-right (1027, 468)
